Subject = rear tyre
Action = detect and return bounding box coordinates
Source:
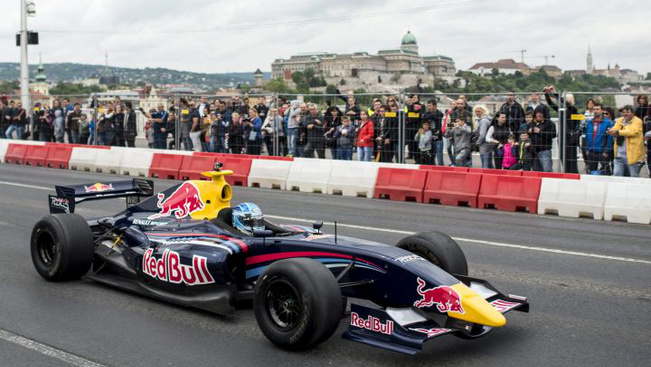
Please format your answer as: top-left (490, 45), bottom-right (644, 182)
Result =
top-left (30, 214), bottom-right (94, 281)
top-left (254, 258), bottom-right (342, 351)
top-left (397, 231), bottom-right (468, 276)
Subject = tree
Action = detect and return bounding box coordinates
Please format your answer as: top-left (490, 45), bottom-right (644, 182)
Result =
top-left (265, 78), bottom-right (292, 94)
top-left (339, 79), bottom-right (346, 86)
top-left (491, 68), bottom-right (500, 78)
top-left (646, 72), bottom-right (651, 80)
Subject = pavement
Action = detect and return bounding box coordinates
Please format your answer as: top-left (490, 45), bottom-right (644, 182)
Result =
top-left (0, 163), bottom-right (649, 367)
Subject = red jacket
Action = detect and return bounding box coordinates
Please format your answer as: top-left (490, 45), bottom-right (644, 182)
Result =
top-left (356, 119), bottom-right (374, 147)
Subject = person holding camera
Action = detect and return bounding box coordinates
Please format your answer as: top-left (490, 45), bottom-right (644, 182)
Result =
top-left (445, 117), bottom-right (472, 167)
top-left (123, 101), bottom-right (137, 147)
top-left (608, 105), bottom-right (645, 177)
top-left (244, 109), bottom-right (263, 155)
top-left (530, 110), bottom-right (556, 172)
top-left (302, 103), bottom-right (325, 159)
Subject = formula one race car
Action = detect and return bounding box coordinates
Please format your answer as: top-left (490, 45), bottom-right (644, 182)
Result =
top-left (31, 164), bottom-right (529, 355)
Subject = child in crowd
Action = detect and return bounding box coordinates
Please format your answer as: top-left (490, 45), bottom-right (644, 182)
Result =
top-left (333, 115), bottom-right (356, 160)
top-left (445, 117), bottom-right (472, 167)
top-left (501, 134), bottom-right (518, 169)
top-left (79, 114), bottom-right (90, 144)
top-left (510, 131), bottom-right (534, 170)
top-left (415, 120), bottom-right (434, 165)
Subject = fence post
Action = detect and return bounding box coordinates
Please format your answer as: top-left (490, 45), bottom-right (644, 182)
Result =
top-left (175, 94), bottom-right (180, 151)
top-left (559, 90), bottom-right (567, 173)
top-left (398, 90), bottom-right (406, 164)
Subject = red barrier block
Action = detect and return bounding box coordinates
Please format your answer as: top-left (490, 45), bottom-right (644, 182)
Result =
top-left (373, 168), bottom-right (428, 202)
top-left (472, 168), bottom-right (522, 176)
top-left (478, 175), bottom-right (542, 213)
top-left (194, 152), bottom-right (227, 159)
top-left (257, 156), bottom-right (293, 161)
top-left (149, 153), bottom-right (184, 180)
top-left (4, 144), bottom-right (30, 164)
top-left (24, 145), bottom-right (51, 167)
top-left (521, 171), bottom-right (580, 180)
top-left (420, 165), bottom-right (469, 172)
top-left (424, 172), bottom-right (483, 207)
top-left (46, 144), bottom-right (74, 169)
top-left (179, 155), bottom-right (218, 180)
top-left (221, 156), bottom-right (253, 186)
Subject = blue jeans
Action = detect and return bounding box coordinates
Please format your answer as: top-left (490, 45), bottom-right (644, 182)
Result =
top-left (69, 130), bottom-right (80, 144)
top-left (287, 128), bottom-right (299, 156)
top-left (5, 125), bottom-right (24, 139)
top-left (536, 149), bottom-right (553, 172)
top-left (357, 146), bottom-right (372, 162)
top-left (480, 151), bottom-right (494, 169)
top-left (434, 139), bottom-right (444, 165)
top-left (444, 137), bottom-right (454, 165)
top-left (337, 147), bottom-right (353, 160)
top-left (613, 157), bottom-right (641, 177)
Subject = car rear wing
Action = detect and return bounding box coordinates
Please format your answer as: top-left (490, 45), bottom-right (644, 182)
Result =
top-left (48, 179), bottom-right (154, 214)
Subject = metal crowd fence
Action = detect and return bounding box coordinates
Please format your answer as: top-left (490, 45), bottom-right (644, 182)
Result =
top-left (1, 91), bottom-right (648, 176)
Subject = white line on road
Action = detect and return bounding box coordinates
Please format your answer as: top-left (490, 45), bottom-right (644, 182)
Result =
top-left (0, 328), bottom-right (107, 367)
top-left (1, 180), bottom-right (648, 266)
top-left (266, 214), bottom-right (651, 266)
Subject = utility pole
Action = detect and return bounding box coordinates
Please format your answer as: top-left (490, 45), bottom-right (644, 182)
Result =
top-left (19, 1), bottom-right (36, 110)
top-left (519, 49), bottom-right (527, 64)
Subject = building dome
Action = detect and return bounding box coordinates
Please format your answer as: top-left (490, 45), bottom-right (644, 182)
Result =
top-left (401, 31), bottom-right (417, 45)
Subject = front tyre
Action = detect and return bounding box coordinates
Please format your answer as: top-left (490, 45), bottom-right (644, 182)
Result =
top-left (30, 214), bottom-right (94, 281)
top-left (397, 231), bottom-right (468, 276)
top-left (254, 258), bottom-right (342, 351)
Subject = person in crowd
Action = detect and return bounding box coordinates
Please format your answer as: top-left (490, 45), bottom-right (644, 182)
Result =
top-left (545, 86), bottom-right (581, 173)
top-left (486, 111), bottom-right (511, 169)
top-left (79, 113), bottom-right (90, 145)
top-left (325, 105), bottom-right (342, 159)
top-left (475, 106), bottom-right (494, 169)
top-left (198, 96), bottom-right (209, 117)
top-left (255, 96), bottom-right (268, 123)
top-left (123, 101), bottom-right (137, 147)
top-left (141, 104), bottom-right (168, 150)
top-left (634, 95), bottom-right (648, 120)
top-left (501, 134), bottom-right (518, 170)
top-left (5, 100), bottom-right (26, 140)
top-left (451, 98), bottom-right (473, 130)
top-left (285, 100), bottom-right (302, 157)
top-left (376, 104), bottom-right (397, 163)
top-left (262, 107), bottom-right (284, 156)
top-left (519, 110), bottom-right (534, 134)
top-left (0, 100), bottom-right (6, 139)
top-left (178, 98), bottom-right (193, 150)
top-left (442, 99), bottom-right (457, 165)
top-left (113, 104), bottom-right (126, 147)
top-left (345, 96), bottom-right (361, 125)
top-left (584, 103), bottom-right (613, 174)
top-left (414, 120), bottom-right (434, 165)
top-left (422, 99), bottom-right (444, 165)
top-left (333, 115), bottom-right (356, 160)
top-left (445, 117), bottom-right (472, 167)
top-left (608, 105), bottom-right (645, 177)
top-left (526, 91), bottom-right (550, 120)
top-left (188, 102), bottom-right (205, 152)
top-left (509, 131), bottom-right (534, 171)
top-left (66, 103), bottom-right (83, 144)
top-left (459, 95), bottom-right (473, 115)
top-left (581, 98), bottom-right (596, 170)
top-left (645, 110), bottom-right (651, 178)
top-left (28, 102), bottom-right (40, 141)
top-left (405, 94), bottom-right (423, 161)
top-left (302, 103), bottom-right (325, 159)
top-left (227, 112), bottom-right (245, 154)
top-left (61, 98), bottom-right (73, 143)
top-left (245, 109), bottom-right (263, 155)
top-left (500, 92), bottom-right (525, 135)
top-left (51, 99), bottom-right (65, 143)
top-left (88, 114), bottom-right (97, 145)
top-left (240, 97), bottom-right (251, 118)
top-left (356, 110), bottom-right (374, 162)
top-left (97, 102), bottom-right (115, 146)
top-left (530, 110), bottom-right (556, 172)
top-left (34, 103), bottom-right (52, 142)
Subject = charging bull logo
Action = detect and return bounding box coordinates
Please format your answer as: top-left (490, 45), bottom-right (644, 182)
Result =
top-left (84, 183), bottom-right (114, 193)
top-left (149, 182), bottom-right (204, 220)
top-left (413, 277), bottom-right (464, 314)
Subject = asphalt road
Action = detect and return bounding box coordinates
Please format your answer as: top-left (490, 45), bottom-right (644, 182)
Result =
top-left (0, 163), bottom-right (649, 367)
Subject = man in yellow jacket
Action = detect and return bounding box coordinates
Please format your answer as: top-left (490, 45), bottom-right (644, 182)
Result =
top-left (607, 105), bottom-right (645, 177)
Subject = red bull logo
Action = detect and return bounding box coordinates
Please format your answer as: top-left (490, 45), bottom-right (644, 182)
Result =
top-left (84, 183), bottom-right (114, 193)
top-left (149, 182), bottom-right (204, 220)
top-left (142, 248), bottom-right (214, 286)
top-left (350, 312), bottom-right (394, 336)
top-left (413, 277), bottom-right (465, 314)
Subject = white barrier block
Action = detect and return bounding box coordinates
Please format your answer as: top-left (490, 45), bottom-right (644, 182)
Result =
top-left (0, 140), bottom-right (9, 162)
top-left (537, 178), bottom-right (608, 220)
top-left (285, 158), bottom-right (333, 193)
top-left (94, 147), bottom-right (126, 174)
top-left (119, 148), bottom-right (155, 177)
top-left (248, 159), bottom-right (292, 190)
top-left (327, 161), bottom-right (381, 198)
top-left (580, 175), bottom-right (650, 185)
top-left (604, 183), bottom-right (651, 224)
top-left (69, 147), bottom-right (99, 171)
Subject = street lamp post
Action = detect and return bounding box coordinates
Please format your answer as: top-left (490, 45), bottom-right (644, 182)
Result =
top-left (20, 0), bottom-right (36, 111)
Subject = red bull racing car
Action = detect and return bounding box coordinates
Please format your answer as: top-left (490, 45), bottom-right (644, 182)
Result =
top-left (31, 165), bottom-right (529, 355)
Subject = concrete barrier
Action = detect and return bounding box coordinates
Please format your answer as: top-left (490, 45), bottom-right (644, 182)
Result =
top-left (119, 148), bottom-right (155, 177)
top-left (0, 140), bottom-right (9, 162)
top-left (286, 158), bottom-right (333, 193)
top-left (69, 147), bottom-right (100, 171)
top-left (581, 175), bottom-right (651, 185)
top-left (538, 178), bottom-right (608, 220)
top-left (248, 159), bottom-right (292, 190)
top-left (94, 147), bottom-right (126, 174)
top-left (604, 183), bottom-right (651, 224)
top-left (326, 161), bottom-right (381, 198)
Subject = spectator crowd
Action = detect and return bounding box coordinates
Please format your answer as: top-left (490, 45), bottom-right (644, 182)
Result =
top-left (1, 89), bottom-right (650, 178)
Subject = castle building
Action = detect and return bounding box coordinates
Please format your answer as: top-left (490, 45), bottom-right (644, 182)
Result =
top-left (271, 31), bottom-right (456, 89)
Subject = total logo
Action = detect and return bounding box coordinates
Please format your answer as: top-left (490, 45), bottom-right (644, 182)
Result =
top-left (413, 277), bottom-right (465, 314)
top-left (149, 182), bottom-right (205, 220)
top-left (142, 248), bottom-right (214, 286)
top-left (84, 183), bottom-right (114, 193)
top-left (350, 312), bottom-right (395, 336)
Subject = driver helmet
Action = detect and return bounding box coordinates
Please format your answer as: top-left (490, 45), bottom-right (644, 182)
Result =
top-left (232, 203), bottom-right (265, 235)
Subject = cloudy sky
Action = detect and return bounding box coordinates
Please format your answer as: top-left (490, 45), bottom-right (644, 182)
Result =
top-left (1, 0), bottom-right (649, 75)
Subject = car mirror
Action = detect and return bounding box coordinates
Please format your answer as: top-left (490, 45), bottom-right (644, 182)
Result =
top-left (313, 220), bottom-right (324, 232)
top-left (253, 229), bottom-right (274, 238)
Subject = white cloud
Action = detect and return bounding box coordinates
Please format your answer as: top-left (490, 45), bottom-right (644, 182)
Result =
top-left (1, 0), bottom-right (649, 76)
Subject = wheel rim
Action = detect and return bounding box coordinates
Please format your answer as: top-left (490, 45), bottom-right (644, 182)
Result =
top-left (266, 278), bottom-right (302, 331)
top-left (36, 231), bottom-right (57, 267)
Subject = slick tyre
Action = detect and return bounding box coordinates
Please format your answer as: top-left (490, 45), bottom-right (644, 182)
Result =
top-left (397, 231), bottom-right (468, 276)
top-left (31, 214), bottom-right (94, 281)
top-left (254, 258), bottom-right (343, 351)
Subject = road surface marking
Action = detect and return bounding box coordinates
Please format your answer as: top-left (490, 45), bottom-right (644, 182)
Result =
top-left (0, 328), bottom-right (107, 367)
